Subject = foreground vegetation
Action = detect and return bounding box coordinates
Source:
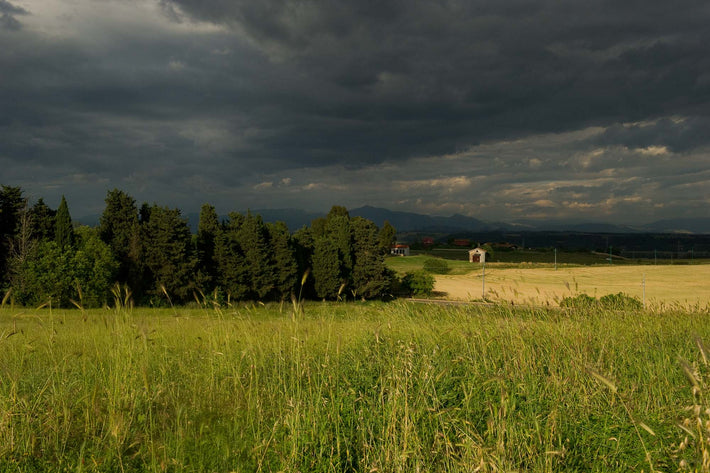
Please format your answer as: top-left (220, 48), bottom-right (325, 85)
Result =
top-left (2, 302), bottom-right (710, 471)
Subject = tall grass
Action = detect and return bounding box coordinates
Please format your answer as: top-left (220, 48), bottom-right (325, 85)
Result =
top-left (0, 301), bottom-right (709, 471)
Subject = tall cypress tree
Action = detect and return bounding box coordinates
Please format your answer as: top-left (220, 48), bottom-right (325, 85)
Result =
top-left (54, 196), bottom-right (74, 249)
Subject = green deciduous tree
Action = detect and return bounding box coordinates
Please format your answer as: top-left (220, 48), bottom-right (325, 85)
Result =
top-left (13, 226), bottom-right (117, 307)
top-left (402, 270), bottom-right (435, 297)
top-left (423, 258), bottom-right (450, 274)
top-left (15, 241), bottom-right (74, 306)
top-left (72, 226), bottom-right (119, 307)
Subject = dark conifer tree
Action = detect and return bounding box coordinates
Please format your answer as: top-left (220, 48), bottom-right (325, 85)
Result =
top-left (141, 205), bottom-right (194, 303)
top-left (327, 205), bottom-right (350, 220)
top-left (326, 214), bottom-right (352, 283)
top-left (99, 189), bottom-right (140, 284)
top-left (28, 198), bottom-right (56, 241)
top-left (0, 185), bottom-right (25, 283)
top-left (267, 221), bottom-right (298, 300)
top-left (351, 217), bottom-right (390, 299)
top-left (312, 237), bottom-right (341, 299)
top-left (54, 196), bottom-right (74, 249)
top-left (309, 217), bottom-right (328, 239)
top-left (237, 212), bottom-right (275, 299)
top-left (139, 202), bottom-right (151, 224)
top-left (378, 220), bottom-right (397, 255)
top-left (292, 226), bottom-right (316, 297)
top-left (214, 213), bottom-right (249, 301)
top-left (196, 203), bottom-right (220, 292)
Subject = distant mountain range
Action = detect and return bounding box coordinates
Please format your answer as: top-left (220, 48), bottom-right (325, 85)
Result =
top-left (250, 206), bottom-right (710, 235)
top-left (79, 206), bottom-right (710, 235)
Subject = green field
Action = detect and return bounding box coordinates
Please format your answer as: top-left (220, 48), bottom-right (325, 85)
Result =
top-left (386, 253), bottom-right (632, 276)
top-left (2, 302), bottom-right (710, 471)
top-left (387, 254), bottom-right (477, 275)
top-left (408, 248), bottom-right (703, 266)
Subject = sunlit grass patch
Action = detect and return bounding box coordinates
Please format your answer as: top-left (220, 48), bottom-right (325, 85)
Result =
top-left (0, 302), bottom-right (709, 471)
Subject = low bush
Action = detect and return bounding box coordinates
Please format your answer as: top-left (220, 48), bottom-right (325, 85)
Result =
top-left (599, 292), bottom-right (643, 310)
top-left (402, 270), bottom-right (435, 297)
top-left (423, 258), bottom-right (450, 274)
top-left (561, 292), bottom-right (643, 311)
top-left (559, 293), bottom-right (598, 309)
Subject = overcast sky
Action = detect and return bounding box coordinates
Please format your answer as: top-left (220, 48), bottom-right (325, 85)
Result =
top-left (1, 0), bottom-right (709, 224)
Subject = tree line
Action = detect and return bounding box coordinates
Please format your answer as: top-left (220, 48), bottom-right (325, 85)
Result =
top-left (0, 186), bottom-right (398, 307)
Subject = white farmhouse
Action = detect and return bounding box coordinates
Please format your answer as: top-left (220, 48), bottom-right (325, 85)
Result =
top-left (391, 244), bottom-right (410, 256)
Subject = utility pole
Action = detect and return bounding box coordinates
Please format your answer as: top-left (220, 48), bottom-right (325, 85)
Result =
top-left (554, 247), bottom-right (557, 270)
top-left (482, 261), bottom-right (486, 300)
top-left (642, 273), bottom-right (646, 309)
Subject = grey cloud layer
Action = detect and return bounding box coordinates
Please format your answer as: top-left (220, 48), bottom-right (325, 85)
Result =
top-left (159, 0), bottom-right (710, 175)
top-left (0, 0), bottom-right (27, 30)
top-left (0, 0), bottom-right (708, 221)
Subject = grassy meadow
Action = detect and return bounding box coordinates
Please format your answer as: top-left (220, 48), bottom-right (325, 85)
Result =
top-left (410, 248), bottom-right (617, 265)
top-left (2, 301), bottom-right (710, 471)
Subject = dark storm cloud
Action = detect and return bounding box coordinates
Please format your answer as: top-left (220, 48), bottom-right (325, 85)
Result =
top-left (0, 0), bottom-right (27, 30)
top-left (149, 0), bottom-right (710, 174)
top-left (1, 0), bottom-right (709, 220)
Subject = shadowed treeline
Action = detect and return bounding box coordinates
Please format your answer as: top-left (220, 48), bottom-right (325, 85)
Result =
top-left (0, 186), bottom-right (400, 307)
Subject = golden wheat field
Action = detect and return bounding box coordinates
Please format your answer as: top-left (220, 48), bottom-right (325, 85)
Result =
top-left (434, 264), bottom-right (710, 307)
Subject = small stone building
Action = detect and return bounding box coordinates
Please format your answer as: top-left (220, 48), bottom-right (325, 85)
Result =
top-left (468, 247), bottom-right (487, 263)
